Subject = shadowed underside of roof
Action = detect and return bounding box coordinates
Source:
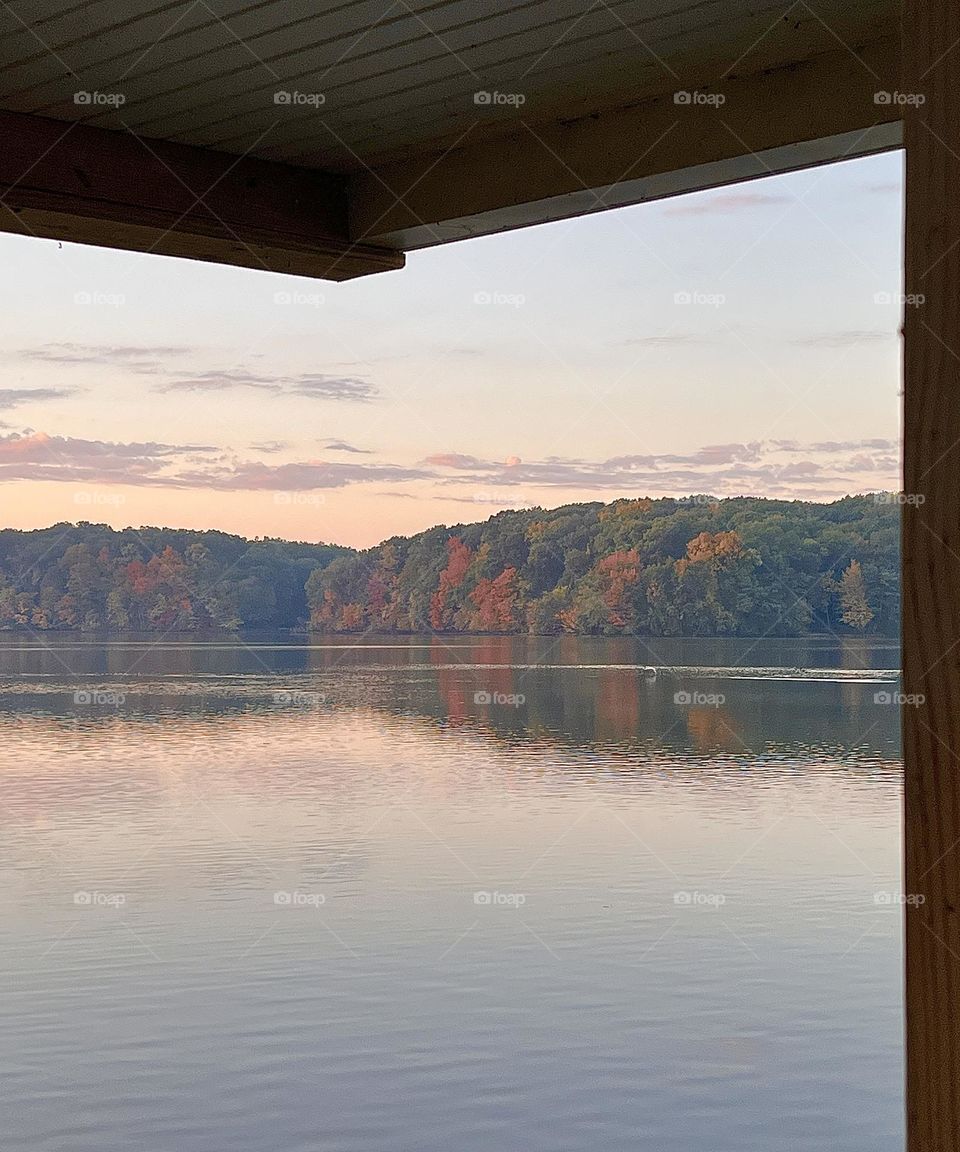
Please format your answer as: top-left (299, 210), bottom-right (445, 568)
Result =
top-left (0, 0), bottom-right (901, 278)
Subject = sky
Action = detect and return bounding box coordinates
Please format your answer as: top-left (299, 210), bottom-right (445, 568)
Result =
top-left (0, 150), bottom-right (903, 549)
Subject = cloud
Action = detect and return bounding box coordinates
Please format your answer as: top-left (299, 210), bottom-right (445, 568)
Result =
top-left (15, 343), bottom-right (191, 373)
top-left (792, 331), bottom-right (895, 348)
top-left (11, 343), bottom-right (377, 402)
top-left (173, 460), bottom-right (431, 491)
top-left (0, 387), bottom-right (75, 409)
top-left (0, 431), bottom-right (425, 491)
top-left (0, 431), bottom-right (218, 484)
top-left (321, 439), bottom-right (372, 454)
top-left (808, 438), bottom-right (898, 453)
top-left (0, 430), bottom-right (898, 503)
top-left (157, 370), bottom-right (376, 402)
top-left (664, 192), bottom-right (792, 216)
top-left (423, 452), bottom-right (494, 470)
top-left (421, 438), bottom-right (898, 499)
top-left (622, 333), bottom-right (715, 346)
top-left (249, 440), bottom-right (289, 453)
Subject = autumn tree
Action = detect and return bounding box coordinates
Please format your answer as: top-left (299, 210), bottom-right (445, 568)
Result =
top-left (469, 567), bottom-right (519, 632)
top-left (429, 536), bottom-right (472, 630)
top-left (840, 559), bottom-right (874, 630)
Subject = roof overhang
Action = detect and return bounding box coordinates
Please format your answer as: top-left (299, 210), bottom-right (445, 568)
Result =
top-left (0, 1), bottom-right (901, 279)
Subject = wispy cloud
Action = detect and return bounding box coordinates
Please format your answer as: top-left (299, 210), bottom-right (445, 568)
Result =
top-left (423, 439), bottom-right (899, 498)
top-left (0, 432), bottom-right (899, 501)
top-left (423, 452), bottom-right (496, 471)
top-left (792, 331), bottom-right (895, 348)
top-left (0, 387), bottom-right (74, 409)
top-left (0, 431), bottom-right (217, 484)
top-left (321, 439), bottom-right (373, 454)
top-left (249, 440), bottom-right (289, 453)
top-left (622, 333), bottom-right (716, 346)
top-left (175, 461), bottom-right (432, 491)
top-left (16, 343), bottom-right (190, 373)
top-left (158, 370), bottom-right (376, 402)
top-left (0, 431), bottom-right (422, 490)
top-left (11, 343), bottom-right (377, 403)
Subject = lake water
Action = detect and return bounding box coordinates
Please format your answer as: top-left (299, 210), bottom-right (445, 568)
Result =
top-left (0, 634), bottom-right (904, 1151)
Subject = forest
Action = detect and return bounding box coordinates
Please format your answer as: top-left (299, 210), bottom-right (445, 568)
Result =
top-left (0, 495), bottom-right (900, 635)
top-left (0, 523), bottom-right (347, 631)
top-left (306, 495), bottom-right (900, 637)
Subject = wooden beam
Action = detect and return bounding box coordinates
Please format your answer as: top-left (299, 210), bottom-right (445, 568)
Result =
top-left (350, 35), bottom-right (901, 249)
top-left (0, 110), bottom-right (403, 281)
top-left (903, 0), bottom-right (960, 1148)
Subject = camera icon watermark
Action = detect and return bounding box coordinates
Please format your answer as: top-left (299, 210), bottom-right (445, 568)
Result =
top-left (273, 890), bottom-right (326, 907)
top-left (74, 90), bottom-right (126, 107)
top-left (74, 290), bottom-right (125, 308)
top-left (474, 90), bottom-right (526, 107)
top-left (274, 90), bottom-right (325, 107)
top-left (472, 490), bottom-right (535, 510)
top-left (272, 690), bottom-right (327, 707)
top-left (74, 490), bottom-right (126, 507)
top-left (874, 90), bottom-right (926, 106)
top-left (674, 890), bottom-right (726, 907)
top-left (874, 890), bottom-right (925, 906)
top-left (273, 290), bottom-right (324, 307)
top-left (74, 890), bottom-right (126, 907)
top-left (673, 690), bottom-right (725, 708)
top-left (873, 491), bottom-right (925, 506)
top-left (474, 690), bottom-right (525, 708)
top-left (473, 290), bottom-right (526, 308)
top-left (273, 492), bottom-right (326, 506)
top-left (873, 690), bottom-right (925, 707)
top-left (674, 289), bottom-right (726, 308)
top-left (674, 90), bottom-right (726, 107)
top-left (74, 689), bottom-right (126, 707)
top-left (874, 290), bottom-right (925, 307)
top-left (474, 890), bottom-right (526, 907)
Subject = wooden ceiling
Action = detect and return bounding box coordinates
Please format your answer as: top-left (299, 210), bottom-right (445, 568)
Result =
top-left (0, 0), bottom-right (902, 278)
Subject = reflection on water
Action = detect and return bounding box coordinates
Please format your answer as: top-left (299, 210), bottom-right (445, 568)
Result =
top-left (0, 635), bottom-right (902, 1152)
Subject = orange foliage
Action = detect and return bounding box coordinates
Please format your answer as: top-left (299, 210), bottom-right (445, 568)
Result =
top-left (339, 603), bottom-right (364, 630)
top-left (430, 536), bottom-right (473, 630)
top-left (684, 531), bottom-right (743, 564)
top-left (599, 498), bottom-right (652, 522)
top-left (557, 605), bottom-right (580, 633)
top-left (596, 548), bottom-right (640, 627)
top-left (469, 567), bottom-right (519, 632)
top-left (311, 587), bottom-right (339, 628)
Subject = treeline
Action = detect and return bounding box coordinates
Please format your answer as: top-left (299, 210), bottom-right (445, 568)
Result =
top-left (0, 497), bottom-right (902, 636)
top-left (0, 523), bottom-right (347, 631)
top-left (306, 495), bottom-right (900, 637)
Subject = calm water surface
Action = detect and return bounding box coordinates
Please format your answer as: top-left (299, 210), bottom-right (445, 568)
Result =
top-left (0, 634), bottom-right (904, 1151)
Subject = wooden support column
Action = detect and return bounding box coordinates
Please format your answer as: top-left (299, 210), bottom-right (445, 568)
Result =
top-left (903, 0), bottom-right (960, 1148)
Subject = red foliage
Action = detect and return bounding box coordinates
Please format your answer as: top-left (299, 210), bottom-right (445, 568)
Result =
top-left (339, 603), bottom-right (364, 630)
top-left (596, 548), bottom-right (640, 627)
top-left (469, 567), bottom-right (519, 632)
top-left (366, 570), bottom-right (390, 618)
top-left (430, 536), bottom-right (473, 630)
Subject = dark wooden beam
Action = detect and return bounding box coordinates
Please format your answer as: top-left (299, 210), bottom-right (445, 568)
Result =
top-left (350, 35), bottom-right (901, 250)
top-left (903, 0), bottom-right (960, 1148)
top-left (0, 110), bottom-right (403, 280)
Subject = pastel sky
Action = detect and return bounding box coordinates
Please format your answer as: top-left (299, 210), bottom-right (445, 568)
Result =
top-left (0, 150), bottom-right (903, 549)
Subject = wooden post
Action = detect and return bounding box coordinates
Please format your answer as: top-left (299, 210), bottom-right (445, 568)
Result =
top-left (903, 0), bottom-right (960, 1148)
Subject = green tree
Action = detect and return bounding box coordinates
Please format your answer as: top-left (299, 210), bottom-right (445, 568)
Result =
top-left (840, 559), bottom-right (874, 631)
